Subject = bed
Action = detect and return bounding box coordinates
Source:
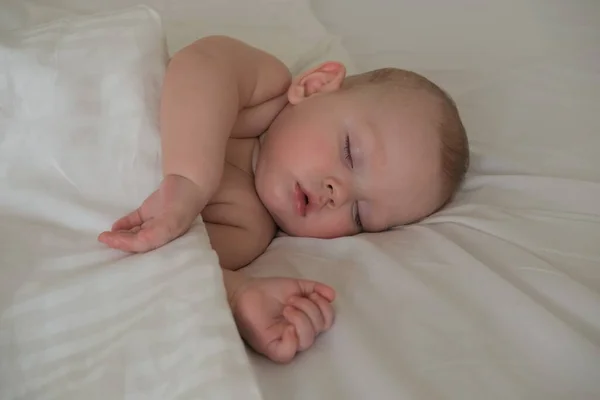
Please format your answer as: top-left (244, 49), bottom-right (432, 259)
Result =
top-left (1, 1), bottom-right (599, 399)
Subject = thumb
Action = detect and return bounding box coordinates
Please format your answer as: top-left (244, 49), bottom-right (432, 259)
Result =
top-left (266, 325), bottom-right (298, 364)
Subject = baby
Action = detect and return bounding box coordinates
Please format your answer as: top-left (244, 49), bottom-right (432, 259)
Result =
top-left (98, 36), bottom-right (469, 363)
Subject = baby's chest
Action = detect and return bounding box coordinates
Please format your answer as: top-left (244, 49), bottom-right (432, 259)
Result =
top-left (202, 137), bottom-right (274, 232)
top-left (203, 163), bottom-right (275, 233)
top-left (210, 163), bottom-right (258, 205)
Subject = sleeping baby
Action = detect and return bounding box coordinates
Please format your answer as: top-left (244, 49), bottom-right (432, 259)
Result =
top-left (98, 35), bottom-right (469, 363)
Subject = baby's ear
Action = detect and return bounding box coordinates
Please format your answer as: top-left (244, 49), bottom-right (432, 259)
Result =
top-left (288, 62), bottom-right (346, 104)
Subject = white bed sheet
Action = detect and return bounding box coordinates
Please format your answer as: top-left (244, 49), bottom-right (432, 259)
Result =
top-left (1, 0), bottom-right (599, 399)
top-left (246, 1), bottom-right (600, 399)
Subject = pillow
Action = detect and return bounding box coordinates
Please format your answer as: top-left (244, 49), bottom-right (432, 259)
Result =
top-left (1, 0), bottom-right (357, 75)
top-left (0, 5), bottom-right (168, 217)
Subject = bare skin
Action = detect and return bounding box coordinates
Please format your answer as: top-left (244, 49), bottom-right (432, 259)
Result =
top-left (98, 36), bottom-right (336, 363)
top-left (98, 35), bottom-right (444, 363)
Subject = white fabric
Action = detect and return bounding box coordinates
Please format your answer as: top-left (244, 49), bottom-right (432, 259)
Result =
top-left (0, 7), bottom-right (261, 400)
top-left (1, 0), bottom-right (600, 400)
top-left (0, 0), bottom-right (357, 75)
top-left (248, 1), bottom-right (600, 399)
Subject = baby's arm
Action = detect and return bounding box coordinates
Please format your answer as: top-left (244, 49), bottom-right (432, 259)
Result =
top-left (161, 35), bottom-right (291, 194)
top-left (99, 38), bottom-right (336, 363)
top-left (99, 36), bottom-right (290, 253)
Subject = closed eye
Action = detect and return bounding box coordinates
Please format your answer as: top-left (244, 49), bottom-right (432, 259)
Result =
top-left (353, 202), bottom-right (363, 230)
top-left (345, 136), bottom-right (361, 229)
top-left (344, 135), bottom-right (354, 168)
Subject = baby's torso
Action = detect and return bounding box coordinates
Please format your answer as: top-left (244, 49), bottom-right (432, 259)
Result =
top-left (201, 137), bottom-right (276, 234)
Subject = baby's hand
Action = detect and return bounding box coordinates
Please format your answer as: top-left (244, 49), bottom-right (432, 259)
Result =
top-left (230, 276), bottom-right (336, 364)
top-left (98, 174), bottom-right (205, 252)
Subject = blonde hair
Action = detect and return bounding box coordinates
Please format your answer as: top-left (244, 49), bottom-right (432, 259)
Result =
top-left (343, 68), bottom-right (469, 207)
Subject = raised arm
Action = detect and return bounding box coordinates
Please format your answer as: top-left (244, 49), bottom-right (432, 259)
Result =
top-left (98, 36), bottom-right (290, 253)
top-left (161, 35), bottom-right (291, 202)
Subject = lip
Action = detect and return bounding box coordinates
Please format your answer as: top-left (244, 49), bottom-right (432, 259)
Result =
top-left (294, 182), bottom-right (307, 217)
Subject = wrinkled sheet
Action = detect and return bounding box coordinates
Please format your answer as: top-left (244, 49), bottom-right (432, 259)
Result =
top-left (2, 0), bottom-right (600, 400)
top-left (247, 1), bottom-right (600, 399)
top-left (0, 7), bottom-right (261, 400)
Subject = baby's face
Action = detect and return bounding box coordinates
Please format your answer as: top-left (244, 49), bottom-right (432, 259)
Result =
top-left (254, 79), bottom-right (444, 238)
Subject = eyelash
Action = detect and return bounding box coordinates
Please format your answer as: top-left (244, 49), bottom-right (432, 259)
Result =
top-left (345, 135), bottom-right (362, 229)
top-left (354, 205), bottom-right (363, 229)
top-left (344, 135), bottom-right (353, 168)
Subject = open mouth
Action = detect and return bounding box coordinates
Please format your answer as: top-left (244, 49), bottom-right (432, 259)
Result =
top-left (295, 183), bottom-right (308, 217)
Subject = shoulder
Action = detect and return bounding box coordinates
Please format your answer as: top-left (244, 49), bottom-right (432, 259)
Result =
top-left (231, 92), bottom-right (289, 138)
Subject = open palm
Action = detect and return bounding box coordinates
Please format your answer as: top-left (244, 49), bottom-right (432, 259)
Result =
top-left (98, 174), bottom-right (204, 252)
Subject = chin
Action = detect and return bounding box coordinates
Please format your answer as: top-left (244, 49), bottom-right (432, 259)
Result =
top-left (273, 217), bottom-right (301, 237)
top-left (269, 214), bottom-right (304, 237)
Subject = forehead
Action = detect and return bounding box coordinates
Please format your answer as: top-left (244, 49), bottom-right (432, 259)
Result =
top-left (354, 89), bottom-right (443, 230)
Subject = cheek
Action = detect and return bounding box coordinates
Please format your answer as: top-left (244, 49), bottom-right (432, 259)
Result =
top-left (285, 135), bottom-right (336, 173)
top-left (271, 117), bottom-right (336, 163)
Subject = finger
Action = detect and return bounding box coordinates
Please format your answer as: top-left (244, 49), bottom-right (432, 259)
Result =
top-left (309, 293), bottom-right (335, 331)
top-left (97, 230), bottom-right (151, 253)
top-left (98, 223), bottom-right (140, 247)
top-left (296, 280), bottom-right (336, 303)
top-left (111, 209), bottom-right (143, 232)
top-left (98, 221), bottom-right (169, 253)
top-left (97, 231), bottom-right (132, 251)
top-left (265, 325), bottom-right (298, 364)
top-left (289, 296), bottom-right (325, 333)
top-left (283, 306), bottom-right (315, 352)
top-left (314, 283), bottom-right (336, 303)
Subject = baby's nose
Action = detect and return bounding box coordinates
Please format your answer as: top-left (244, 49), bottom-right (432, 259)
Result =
top-left (322, 178), bottom-right (349, 208)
